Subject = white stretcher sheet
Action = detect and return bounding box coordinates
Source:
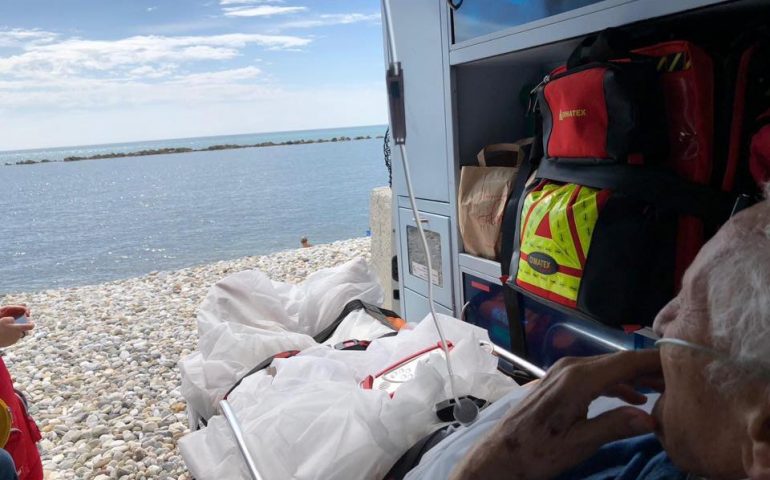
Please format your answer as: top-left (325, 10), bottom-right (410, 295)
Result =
top-left (179, 257), bottom-right (385, 421)
top-left (179, 314), bottom-right (519, 480)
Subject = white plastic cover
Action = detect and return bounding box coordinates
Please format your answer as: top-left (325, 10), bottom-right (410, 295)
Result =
top-left (179, 314), bottom-right (518, 480)
top-left (322, 309), bottom-right (394, 347)
top-left (179, 257), bottom-right (384, 420)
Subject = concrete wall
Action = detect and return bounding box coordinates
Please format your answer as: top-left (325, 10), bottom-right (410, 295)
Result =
top-left (369, 186), bottom-right (395, 310)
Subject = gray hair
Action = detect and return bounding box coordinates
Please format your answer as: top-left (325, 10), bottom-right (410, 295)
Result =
top-left (705, 184), bottom-right (770, 384)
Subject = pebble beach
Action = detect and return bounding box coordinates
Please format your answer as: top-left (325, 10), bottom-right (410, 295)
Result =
top-left (0, 237), bottom-right (372, 480)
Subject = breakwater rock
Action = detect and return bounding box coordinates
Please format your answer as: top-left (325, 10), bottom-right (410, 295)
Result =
top-left (5, 135), bottom-right (380, 166)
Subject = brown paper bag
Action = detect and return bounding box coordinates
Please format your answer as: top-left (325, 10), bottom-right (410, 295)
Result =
top-left (459, 141), bottom-right (531, 260)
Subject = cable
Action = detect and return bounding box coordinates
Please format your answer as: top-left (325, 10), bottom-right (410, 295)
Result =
top-left (383, 128), bottom-right (393, 187)
top-left (382, 0), bottom-right (478, 425)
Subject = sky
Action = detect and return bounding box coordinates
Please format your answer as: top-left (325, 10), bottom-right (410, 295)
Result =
top-left (0, 1), bottom-right (387, 151)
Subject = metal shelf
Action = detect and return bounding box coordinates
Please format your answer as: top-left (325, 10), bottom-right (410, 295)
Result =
top-left (458, 253), bottom-right (502, 281)
top-left (449, 0), bottom-right (729, 66)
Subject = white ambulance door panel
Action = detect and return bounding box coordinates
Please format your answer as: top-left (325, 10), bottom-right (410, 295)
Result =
top-left (386, 0), bottom-right (451, 203)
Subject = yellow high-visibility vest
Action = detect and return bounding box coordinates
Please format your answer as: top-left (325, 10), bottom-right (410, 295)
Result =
top-left (516, 182), bottom-right (605, 307)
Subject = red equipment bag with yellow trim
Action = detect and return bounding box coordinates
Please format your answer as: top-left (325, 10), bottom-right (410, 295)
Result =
top-left (503, 31), bottom-right (734, 329)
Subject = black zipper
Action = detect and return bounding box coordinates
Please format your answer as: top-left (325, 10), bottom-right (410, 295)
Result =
top-left (546, 61), bottom-right (622, 83)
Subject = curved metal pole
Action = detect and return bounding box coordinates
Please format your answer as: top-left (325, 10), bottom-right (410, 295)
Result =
top-left (220, 399), bottom-right (264, 480)
top-left (485, 342), bottom-right (546, 378)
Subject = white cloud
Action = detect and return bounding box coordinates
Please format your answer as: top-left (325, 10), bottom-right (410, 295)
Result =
top-left (223, 5), bottom-right (306, 17)
top-left (171, 66), bottom-right (262, 85)
top-left (127, 64), bottom-right (178, 79)
top-left (0, 21), bottom-right (386, 151)
top-left (279, 13), bottom-right (380, 29)
top-left (0, 66), bottom-right (268, 110)
top-left (0, 83), bottom-right (387, 150)
top-left (0, 28), bottom-right (57, 47)
top-left (146, 6), bottom-right (158, 12)
top-left (0, 33), bottom-right (311, 80)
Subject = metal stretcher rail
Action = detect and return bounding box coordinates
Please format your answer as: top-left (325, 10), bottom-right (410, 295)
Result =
top-left (220, 342), bottom-right (545, 480)
top-left (220, 399), bottom-right (265, 480)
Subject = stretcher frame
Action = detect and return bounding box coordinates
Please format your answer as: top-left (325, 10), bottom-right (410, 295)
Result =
top-left (219, 342), bottom-right (546, 480)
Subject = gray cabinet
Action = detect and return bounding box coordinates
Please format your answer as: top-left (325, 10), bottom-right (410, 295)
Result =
top-left (403, 287), bottom-right (454, 324)
top-left (387, 0), bottom-right (452, 203)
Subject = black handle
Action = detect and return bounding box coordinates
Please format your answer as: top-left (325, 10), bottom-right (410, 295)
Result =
top-left (566, 28), bottom-right (632, 69)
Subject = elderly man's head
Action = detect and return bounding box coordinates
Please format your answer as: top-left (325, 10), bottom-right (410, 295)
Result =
top-left (652, 192), bottom-right (770, 479)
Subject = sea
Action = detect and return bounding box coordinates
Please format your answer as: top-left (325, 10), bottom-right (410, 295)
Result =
top-left (0, 125), bottom-right (390, 294)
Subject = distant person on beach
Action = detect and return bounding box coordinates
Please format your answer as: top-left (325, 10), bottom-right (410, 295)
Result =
top-left (0, 305), bottom-right (42, 480)
top-left (300, 237), bottom-right (312, 248)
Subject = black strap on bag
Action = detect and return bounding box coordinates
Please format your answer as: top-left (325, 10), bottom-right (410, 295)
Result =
top-left (567, 28), bottom-right (631, 68)
top-left (566, 28), bottom-right (650, 69)
top-left (536, 161), bottom-right (735, 228)
top-left (224, 349), bottom-right (302, 399)
top-left (499, 116), bottom-right (544, 357)
top-left (499, 146), bottom-right (535, 356)
top-left (499, 154), bottom-right (532, 279)
top-left (313, 299), bottom-right (402, 343)
top-left (500, 132), bottom-right (541, 278)
top-left (383, 424), bottom-right (458, 480)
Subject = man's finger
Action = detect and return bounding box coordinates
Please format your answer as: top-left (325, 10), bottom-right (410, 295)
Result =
top-left (571, 406), bottom-right (656, 455)
top-left (603, 384), bottom-right (647, 405)
top-left (0, 317), bottom-right (15, 326)
top-left (634, 374), bottom-right (666, 393)
top-left (577, 350), bottom-right (662, 395)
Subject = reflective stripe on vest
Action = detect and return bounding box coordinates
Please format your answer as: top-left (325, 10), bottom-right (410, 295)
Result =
top-left (516, 182), bottom-right (604, 307)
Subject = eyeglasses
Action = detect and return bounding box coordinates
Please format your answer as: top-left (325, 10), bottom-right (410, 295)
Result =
top-left (655, 337), bottom-right (770, 380)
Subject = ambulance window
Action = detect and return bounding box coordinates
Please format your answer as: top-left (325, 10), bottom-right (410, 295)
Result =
top-left (452, 0), bottom-right (606, 44)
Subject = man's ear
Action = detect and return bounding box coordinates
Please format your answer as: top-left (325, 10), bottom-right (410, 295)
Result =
top-left (744, 391), bottom-right (770, 479)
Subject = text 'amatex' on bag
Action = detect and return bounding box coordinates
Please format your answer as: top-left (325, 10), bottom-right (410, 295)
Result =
top-left (459, 141), bottom-right (531, 260)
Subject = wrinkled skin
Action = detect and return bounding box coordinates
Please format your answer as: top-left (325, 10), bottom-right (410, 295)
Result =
top-left (652, 203), bottom-right (770, 479)
top-left (450, 350), bottom-right (661, 480)
top-left (452, 201), bottom-right (770, 480)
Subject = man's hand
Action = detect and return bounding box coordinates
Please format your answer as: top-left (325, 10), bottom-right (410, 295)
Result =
top-left (451, 350), bottom-right (662, 480)
top-left (0, 305), bottom-right (35, 348)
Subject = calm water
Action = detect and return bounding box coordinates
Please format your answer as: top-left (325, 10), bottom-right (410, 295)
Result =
top-left (0, 126), bottom-right (389, 294)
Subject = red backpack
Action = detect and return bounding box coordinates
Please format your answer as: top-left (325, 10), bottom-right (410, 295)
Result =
top-left (0, 357), bottom-right (42, 480)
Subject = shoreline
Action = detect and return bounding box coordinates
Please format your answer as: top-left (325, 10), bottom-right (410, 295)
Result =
top-left (0, 237), bottom-right (371, 479)
top-left (0, 238), bottom-right (368, 297)
top-left (3, 135), bottom-right (384, 167)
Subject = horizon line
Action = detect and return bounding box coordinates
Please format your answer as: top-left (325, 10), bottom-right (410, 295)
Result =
top-left (0, 123), bottom-right (389, 155)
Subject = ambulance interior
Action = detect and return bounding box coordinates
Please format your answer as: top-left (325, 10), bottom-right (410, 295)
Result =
top-left (391, 0), bottom-right (770, 367)
top-left (178, 1), bottom-right (770, 478)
